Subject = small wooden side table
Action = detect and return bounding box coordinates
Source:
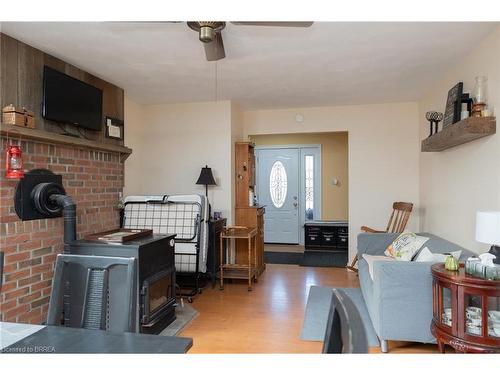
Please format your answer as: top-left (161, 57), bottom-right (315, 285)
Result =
top-left (219, 226), bottom-right (258, 291)
top-left (431, 263), bottom-right (500, 353)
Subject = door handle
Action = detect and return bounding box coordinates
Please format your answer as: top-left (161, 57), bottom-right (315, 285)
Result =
top-left (293, 202), bottom-right (298, 208)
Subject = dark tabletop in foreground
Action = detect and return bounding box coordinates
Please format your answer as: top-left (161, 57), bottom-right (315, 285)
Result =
top-left (3, 325), bottom-right (192, 354)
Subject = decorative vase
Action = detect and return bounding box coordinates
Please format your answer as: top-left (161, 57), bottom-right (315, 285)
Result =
top-left (445, 255), bottom-right (459, 271)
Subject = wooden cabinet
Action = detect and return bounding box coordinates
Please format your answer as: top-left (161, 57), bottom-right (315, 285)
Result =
top-left (431, 264), bottom-right (500, 353)
top-left (235, 142), bottom-right (256, 207)
top-left (234, 142), bottom-right (265, 275)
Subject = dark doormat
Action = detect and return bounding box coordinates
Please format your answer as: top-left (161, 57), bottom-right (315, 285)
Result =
top-left (264, 251), bottom-right (303, 265)
top-left (300, 251), bottom-right (348, 267)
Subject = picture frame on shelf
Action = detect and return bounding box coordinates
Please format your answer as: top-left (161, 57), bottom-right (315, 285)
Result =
top-left (105, 116), bottom-right (124, 140)
top-left (443, 82), bottom-right (463, 127)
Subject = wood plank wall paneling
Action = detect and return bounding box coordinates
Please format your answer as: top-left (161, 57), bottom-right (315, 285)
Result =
top-left (1, 34), bottom-right (19, 107)
top-left (0, 33), bottom-right (125, 146)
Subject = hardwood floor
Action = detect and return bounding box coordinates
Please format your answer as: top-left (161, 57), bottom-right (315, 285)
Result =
top-left (179, 264), bottom-right (443, 354)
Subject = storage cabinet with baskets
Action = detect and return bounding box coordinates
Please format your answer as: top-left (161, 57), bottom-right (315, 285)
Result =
top-left (304, 221), bottom-right (348, 251)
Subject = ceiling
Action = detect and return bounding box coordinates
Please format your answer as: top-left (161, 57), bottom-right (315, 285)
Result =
top-left (0, 22), bottom-right (497, 110)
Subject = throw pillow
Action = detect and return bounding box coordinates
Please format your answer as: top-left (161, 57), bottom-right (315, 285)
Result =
top-left (362, 254), bottom-right (395, 280)
top-left (384, 231), bottom-right (429, 261)
top-left (414, 247), bottom-right (462, 263)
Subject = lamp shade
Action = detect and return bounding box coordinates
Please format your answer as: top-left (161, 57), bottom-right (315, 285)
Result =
top-left (476, 211), bottom-right (500, 245)
top-left (196, 165), bottom-right (216, 186)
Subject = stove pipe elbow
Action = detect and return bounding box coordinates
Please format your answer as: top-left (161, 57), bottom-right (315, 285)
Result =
top-left (50, 194), bottom-right (77, 246)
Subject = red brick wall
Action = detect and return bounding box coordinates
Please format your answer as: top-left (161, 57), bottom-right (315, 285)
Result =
top-left (0, 137), bottom-right (124, 324)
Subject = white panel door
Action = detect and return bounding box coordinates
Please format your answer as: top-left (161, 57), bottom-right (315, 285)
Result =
top-left (257, 148), bottom-right (299, 244)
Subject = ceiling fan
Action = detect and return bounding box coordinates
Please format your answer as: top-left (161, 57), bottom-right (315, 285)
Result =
top-left (186, 21), bottom-right (313, 61)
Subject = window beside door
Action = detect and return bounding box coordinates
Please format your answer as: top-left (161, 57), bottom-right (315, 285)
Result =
top-left (305, 155), bottom-right (314, 220)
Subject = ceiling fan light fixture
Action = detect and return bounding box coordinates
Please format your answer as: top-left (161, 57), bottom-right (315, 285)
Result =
top-left (199, 26), bottom-right (215, 43)
top-left (187, 22), bottom-right (226, 42)
top-left (186, 21), bottom-right (226, 61)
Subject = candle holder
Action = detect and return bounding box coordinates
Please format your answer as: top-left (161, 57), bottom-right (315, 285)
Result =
top-left (472, 103), bottom-right (486, 117)
top-left (426, 111), bottom-right (444, 137)
top-left (472, 76), bottom-right (488, 117)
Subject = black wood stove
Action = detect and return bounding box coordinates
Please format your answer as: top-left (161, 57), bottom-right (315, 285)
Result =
top-left (69, 234), bottom-right (177, 334)
top-left (13, 169), bottom-right (177, 335)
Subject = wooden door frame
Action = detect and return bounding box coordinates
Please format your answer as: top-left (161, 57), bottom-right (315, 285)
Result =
top-left (255, 144), bottom-right (322, 245)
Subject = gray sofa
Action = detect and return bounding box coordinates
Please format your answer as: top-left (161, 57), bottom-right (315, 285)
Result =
top-left (357, 232), bottom-right (474, 353)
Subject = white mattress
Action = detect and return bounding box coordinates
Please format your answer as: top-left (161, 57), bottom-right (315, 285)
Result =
top-left (123, 194), bottom-right (209, 273)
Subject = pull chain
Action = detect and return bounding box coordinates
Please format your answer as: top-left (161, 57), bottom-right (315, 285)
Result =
top-left (215, 59), bottom-right (218, 102)
top-left (214, 31), bottom-right (219, 102)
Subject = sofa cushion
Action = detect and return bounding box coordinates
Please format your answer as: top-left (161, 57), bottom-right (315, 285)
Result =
top-left (414, 247), bottom-right (462, 263)
top-left (384, 232), bottom-right (429, 261)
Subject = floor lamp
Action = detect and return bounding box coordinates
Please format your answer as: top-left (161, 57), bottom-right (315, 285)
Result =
top-left (196, 165), bottom-right (217, 217)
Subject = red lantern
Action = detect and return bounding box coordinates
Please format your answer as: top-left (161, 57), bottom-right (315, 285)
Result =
top-left (5, 144), bottom-right (24, 179)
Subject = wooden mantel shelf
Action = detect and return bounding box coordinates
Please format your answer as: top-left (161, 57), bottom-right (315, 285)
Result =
top-left (1, 123), bottom-right (133, 161)
top-left (421, 116), bottom-right (496, 152)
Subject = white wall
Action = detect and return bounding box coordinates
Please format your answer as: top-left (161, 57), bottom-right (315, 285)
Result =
top-left (124, 100), bottom-right (235, 223)
top-left (242, 102), bottom-right (421, 259)
top-left (419, 25), bottom-right (500, 253)
top-left (231, 103), bottom-right (245, 221)
top-left (122, 26), bottom-right (499, 258)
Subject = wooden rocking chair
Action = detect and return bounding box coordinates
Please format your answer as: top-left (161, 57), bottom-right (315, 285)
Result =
top-left (346, 202), bottom-right (413, 273)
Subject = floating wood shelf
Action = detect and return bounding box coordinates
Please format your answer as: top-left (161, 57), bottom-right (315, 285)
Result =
top-left (0, 123), bottom-right (133, 161)
top-left (421, 116), bottom-right (496, 152)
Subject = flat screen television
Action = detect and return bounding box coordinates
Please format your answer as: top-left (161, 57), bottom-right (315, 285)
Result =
top-left (42, 66), bottom-right (103, 130)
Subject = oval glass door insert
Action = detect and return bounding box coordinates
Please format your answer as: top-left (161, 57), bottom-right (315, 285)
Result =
top-left (269, 160), bottom-right (287, 208)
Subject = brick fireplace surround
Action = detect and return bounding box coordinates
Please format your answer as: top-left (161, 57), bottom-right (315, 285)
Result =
top-left (0, 136), bottom-right (124, 324)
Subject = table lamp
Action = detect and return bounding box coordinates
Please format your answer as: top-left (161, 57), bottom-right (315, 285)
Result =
top-left (196, 165), bottom-right (216, 219)
top-left (196, 165), bottom-right (217, 197)
top-left (476, 211), bottom-right (500, 264)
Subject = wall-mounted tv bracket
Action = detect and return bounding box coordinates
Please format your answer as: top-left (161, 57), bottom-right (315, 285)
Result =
top-left (15, 169), bottom-right (76, 251)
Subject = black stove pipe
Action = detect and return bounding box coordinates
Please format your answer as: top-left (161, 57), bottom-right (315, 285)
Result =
top-left (30, 181), bottom-right (77, 253)
top-left (50, 194), bottom-right (77, 252)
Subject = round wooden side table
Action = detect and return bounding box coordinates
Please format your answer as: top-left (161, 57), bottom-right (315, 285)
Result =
top-left (431, 263), bottom-right (500, 353)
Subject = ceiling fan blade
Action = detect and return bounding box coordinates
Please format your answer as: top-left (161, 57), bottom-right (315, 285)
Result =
top-left (204, 32), bottom-right (226, 61)
top-left (231, 21), bottom-right (313, 27)
top-left (109, 21), bottom-right (182, 24)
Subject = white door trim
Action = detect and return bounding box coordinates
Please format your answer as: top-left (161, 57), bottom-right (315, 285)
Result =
top-left (255, 144), bottom-right (322, 245)
top-left (255, 144), bottom-right (322, 150)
